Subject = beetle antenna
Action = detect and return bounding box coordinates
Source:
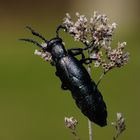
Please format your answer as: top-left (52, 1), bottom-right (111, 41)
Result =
top-left (56, 25), bottom-right (67, 38)
top-left (19, 38), bottom-right (45, 50)
top-left (26, 26), bottom-right (48, 43)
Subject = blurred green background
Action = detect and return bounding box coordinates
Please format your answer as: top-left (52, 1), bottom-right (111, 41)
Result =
top-left (0, 0), bottom-right (139, 140)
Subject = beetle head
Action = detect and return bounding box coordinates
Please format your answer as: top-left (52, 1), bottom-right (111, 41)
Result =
top-left (47, 37), bottom-right (67, 60)
top-left (20, 26), bottom-right (67, 62)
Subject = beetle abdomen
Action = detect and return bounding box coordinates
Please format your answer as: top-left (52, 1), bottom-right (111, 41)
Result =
top-left (74, 82), bottom-right (107, 126)
top-left (56, 55), bottom-right (107, 126)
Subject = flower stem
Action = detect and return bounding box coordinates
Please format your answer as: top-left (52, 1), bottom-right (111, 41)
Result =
top-left (88, 119), bottom-right (93, 140)
top-left (97, 72), bottom-right (105, 86)
top-left (87, 50), bottom-right (93, 140)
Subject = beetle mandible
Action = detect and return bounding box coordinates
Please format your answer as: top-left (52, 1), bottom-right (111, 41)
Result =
top-left (20, 25), bottom-right (107, 127)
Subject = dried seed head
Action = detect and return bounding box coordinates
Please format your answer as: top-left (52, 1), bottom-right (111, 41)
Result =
top-left (64, 117), bottom-right (78, 131)
top-left (112, 112), bottom-right (126, 140)
top-left (64, 117), bottom-right (80, 140)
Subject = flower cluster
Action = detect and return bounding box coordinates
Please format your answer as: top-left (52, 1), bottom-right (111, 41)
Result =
top-left (112, 112), bottom-right (126, 140)
top-left (63, 12), bottom-right (129, 73)
top-left (34, 43), bottom-right (53, 63)
top-left (64, 116), bottom-right (78, 131)
top-left (64, 117), bottom-right (80, 140)
top-left (63, 12), bottom-right (116, 47)
top-left (63, 13), bottom-right (88, 44)
top-left (89, 12), bottom-right (117, 48)
top-left (94, 42), bottom-right (129, 73)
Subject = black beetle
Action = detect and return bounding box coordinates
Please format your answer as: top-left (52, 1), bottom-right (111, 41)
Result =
top-left (20, 26), bottom-right (107, 127)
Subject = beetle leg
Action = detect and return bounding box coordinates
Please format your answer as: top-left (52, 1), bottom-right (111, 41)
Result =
top-left (55, 71), bottom-right (68, 90)
top-left (56, 25), bottom-right (67, 38)
top-left (68, 48), bottom-right (85, 59)
top-left (61, 83), bottom-right (68, 90)
top-left (55, 71), bottom-right (58, 76)
top-left (80, 58), bottom-right (97, 64)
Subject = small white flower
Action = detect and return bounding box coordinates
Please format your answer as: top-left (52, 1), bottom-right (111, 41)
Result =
top-left (119, 42), bottom-right (127, 49)
top-left (41, 53), bottom-right (47, 58)
top-left (112, 22), bottom-right (117, 29)
top-left (90, 53), bottom-right (98, 59)
top-left (94, 61), bottom-right (101, 67)
top-left (75, 12), bottom-right (80, 17)
top-left (66, 13), bottom-right (71, 19)
top-left (41, 42), bottom-right (47, 48)
top-left (101, 14), bottom-right (108, 25)
top-left (96, 14), bottom-right (101, 21)
top-left (93, 11), bottom-right (98, 18)
top-left (34, 49), bottom-right (42, 56)
top-left (34, 49), bottom-right (53, 63)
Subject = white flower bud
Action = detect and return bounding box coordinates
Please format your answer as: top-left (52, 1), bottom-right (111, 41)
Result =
top-left (34, 49), bottom-right (41, 56)
top-left (41, 42), bottom-right (47, 48)
top-left (112, 22), bottom-right (117, 29)
top-left (64, 117), bottom-right (78, 130)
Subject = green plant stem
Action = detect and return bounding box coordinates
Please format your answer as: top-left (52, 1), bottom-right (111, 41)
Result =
top-left (71, 130), bottom-right (80, 140)
top-left (97, 72), bottom-right (105, 86)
